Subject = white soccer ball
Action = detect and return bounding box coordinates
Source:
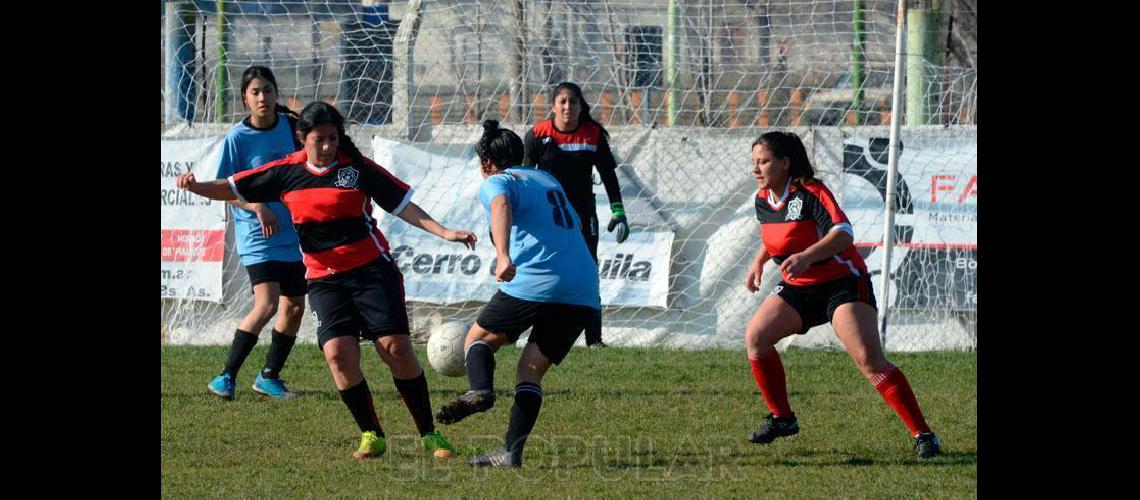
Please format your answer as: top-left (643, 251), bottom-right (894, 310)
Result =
top-left (427, 321), bottom-right (470, 377)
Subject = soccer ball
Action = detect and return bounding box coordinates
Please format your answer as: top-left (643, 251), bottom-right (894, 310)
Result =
top-left (427, 321), bottom-right (470, 377)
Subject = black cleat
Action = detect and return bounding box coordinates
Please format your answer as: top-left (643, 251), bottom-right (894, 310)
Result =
top-left (468, 446), bottom-right (522, 468)
top-left (435, 390), bottom-right (496, 425)
top-left (586, 341), bottom-right (609, 348)
top-left (748, 413), bottom-right (800, 444)
top-left (914, 431), bottom-right (941, 459)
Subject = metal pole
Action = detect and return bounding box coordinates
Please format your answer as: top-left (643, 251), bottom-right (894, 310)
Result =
top-left (665, 0), bottom-right (679, 126)
top-left (165, 2), bottom-right (196, 125)
top-left (852, 0), bottom-right (865, 124)
top-left (215, 0), bottom-right (229, 123)
top-left (906, 0), bottom-right (940, 125)
top-left (879, 0), bottom-right (907, 346)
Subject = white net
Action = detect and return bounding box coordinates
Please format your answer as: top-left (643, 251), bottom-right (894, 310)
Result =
top-left (161, 0), bottom-right (977, 351)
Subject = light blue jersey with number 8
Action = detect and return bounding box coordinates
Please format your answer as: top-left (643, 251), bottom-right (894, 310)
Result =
top-left (478, 167), bottom-right (601, 310)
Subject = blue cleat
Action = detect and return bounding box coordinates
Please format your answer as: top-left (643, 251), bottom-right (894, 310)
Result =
top-left (252, 373), bottom-right (298, 400)
top-left (207, 373), bottom-right (235, 400)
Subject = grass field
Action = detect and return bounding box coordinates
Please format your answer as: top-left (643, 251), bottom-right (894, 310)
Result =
top-left (161, 345), bottom-right (976, 497)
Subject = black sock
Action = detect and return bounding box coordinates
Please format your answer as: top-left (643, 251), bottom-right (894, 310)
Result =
top-left (585, 308), bottom-right (602, 344)
top-left (261, 330), bottom-right (296, 379)
top-left (338, 379), bottom-right (383, 435)
top-left (465, 341), bottom-right (495, 393)
top-left (222, 329), bottom-right (259, 377)
top-left (503, 382), bottom-right (543, 456)
top-left (393, 370), bottom-right (435, 436)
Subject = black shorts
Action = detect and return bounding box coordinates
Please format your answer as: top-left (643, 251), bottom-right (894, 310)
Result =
top-left (245, 260), bottom-right (307, 297)
top-left (475, 290), bottom-right (595, 365)
top-left (306, 257), bottom-right (409, 349)
top-left (773, 275), bottom-right (877, 335)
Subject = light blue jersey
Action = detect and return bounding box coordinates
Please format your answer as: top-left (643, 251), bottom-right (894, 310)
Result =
top-left (215, 113), bottom-right (302, 266)
top-left (479, 168), bottom-right (601, 310)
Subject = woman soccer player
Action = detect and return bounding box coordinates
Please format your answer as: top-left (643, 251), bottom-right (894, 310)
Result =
top-left (207, 66), bottom-right (306, 401)
top-left (743, 131), bottom-right (941, 459)
top-left (523, 81), bottom-right (627, 347)
top-left (178, 101), bottom-right (474, 460)
top-left (434, 120), bottom-right (601, 468)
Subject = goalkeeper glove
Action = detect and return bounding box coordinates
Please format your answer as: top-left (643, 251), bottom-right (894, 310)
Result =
top-left (606, 202), bottom-right (629, 244)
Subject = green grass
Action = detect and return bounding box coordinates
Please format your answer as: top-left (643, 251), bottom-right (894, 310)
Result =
top-left (162, 345), bottom-right (976, 497)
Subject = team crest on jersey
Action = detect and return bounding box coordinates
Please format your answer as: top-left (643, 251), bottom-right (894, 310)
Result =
top-left (335, 167), bottom-right (359, 189)
top-left (785, 197), bottom-right (803, 221)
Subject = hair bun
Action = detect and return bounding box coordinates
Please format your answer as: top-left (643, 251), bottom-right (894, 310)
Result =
top-left (482, 120), bottom-right (499, 133)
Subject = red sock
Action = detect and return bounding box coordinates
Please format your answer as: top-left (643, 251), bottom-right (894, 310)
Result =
top-left (871, 364), bottom-right (931, 437)
top-left (748, 350), bottom-right (793, 418)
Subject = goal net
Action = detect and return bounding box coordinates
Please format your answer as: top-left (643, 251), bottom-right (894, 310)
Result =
top-left (161, 0), bottom-right (977, 351)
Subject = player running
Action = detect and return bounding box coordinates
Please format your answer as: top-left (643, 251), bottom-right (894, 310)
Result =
top-left (435, 120), bottom-right (601, 468)
top-left (177, 101), bottom-right (472, 460)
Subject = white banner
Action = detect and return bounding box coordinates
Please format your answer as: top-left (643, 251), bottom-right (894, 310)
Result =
top-left (372, 137), bottom-right (673, 308)
top-left (161, 137), bottom-right (226, 302)
top-left (834, 134), bottom-right (977, 310)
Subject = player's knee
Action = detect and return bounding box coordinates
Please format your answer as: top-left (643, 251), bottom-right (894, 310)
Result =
top-left (465, 327), bottom-right (506, 350)
top-left (251, 302), bottom-right (279, 323)
top-left (745, 325), bottom-right (778, 351)
top-left (380, 338), bottom-right (414, 362)
top-left (324, 349), bottom-right (354, 374)
top-left (281, 301), bottom-right (304, 322)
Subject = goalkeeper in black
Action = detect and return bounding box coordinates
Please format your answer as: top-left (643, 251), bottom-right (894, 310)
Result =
top-left (523, 81), bottom-right (628, 347)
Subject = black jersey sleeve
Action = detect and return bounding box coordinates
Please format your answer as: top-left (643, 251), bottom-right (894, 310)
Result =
top-left (594, 131), bottom-right (624, 206)
top-left (522, 128), bottom-right (539, 167)
top-left (358, 157), bottom-right (414, 214)
top-left (230, 163), bottom-right (283, 203)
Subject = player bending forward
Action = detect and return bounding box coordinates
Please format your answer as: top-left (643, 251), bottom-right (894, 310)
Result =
top-left (434, 120), bottom-right (601, 468)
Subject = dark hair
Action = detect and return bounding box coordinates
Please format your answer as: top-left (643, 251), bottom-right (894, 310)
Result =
top-left (477, 120), bottom-right (524, 174)
top-left (551, 82), bottom-right (609, 140)
top-left (752, 131), bottom-right (815, 187)
top-left (240, 65), bottom-right (301, 149)
top-left (297, 101), bottom-right (365, 163)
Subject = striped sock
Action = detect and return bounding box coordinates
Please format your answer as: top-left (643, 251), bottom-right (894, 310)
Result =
top-left (870, 364), bottom-right (931, 437)
top-left (503, 382), bottom-right (543, 456)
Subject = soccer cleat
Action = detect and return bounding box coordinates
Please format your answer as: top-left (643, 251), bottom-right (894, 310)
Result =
top-left (467, 446), bottom-right (521, 468)
top-left (435, 390), bottom-right (496, 425)
top-left (252, 373), bottom-right (298, 400)
top-left (748, 413), bottom-right (800, 444)
top-left (422, 430), bottom-right (458, 459)
top-left (914, 431), bottom-right (941, 459)
top-left (586, 341), bottom-right (609, 348)
top-left (207, 373), bottom-right (235, 400)
top-left (353, 431), bottom-right (386, 460)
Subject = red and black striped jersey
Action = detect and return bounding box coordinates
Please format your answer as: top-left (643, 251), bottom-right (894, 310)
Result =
top-left (229, 150), bottom-right (413, 280)
top-left (755, 179), bottom-right (866, 286)
top-left (523, 119), bottom-right (622, 213)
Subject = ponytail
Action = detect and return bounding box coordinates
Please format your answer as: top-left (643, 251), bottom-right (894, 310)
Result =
top-left (276, 103), bottom-right (302, 150)
top-left (477, 119), bottom-right (523, 174)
